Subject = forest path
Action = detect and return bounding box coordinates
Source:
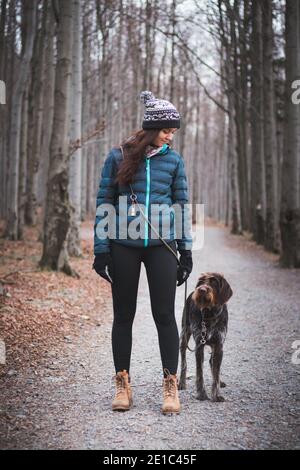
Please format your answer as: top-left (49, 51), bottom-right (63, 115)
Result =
top-left (1, 222), bottom-right (299, 450)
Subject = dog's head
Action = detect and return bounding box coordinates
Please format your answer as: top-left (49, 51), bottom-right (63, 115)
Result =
top-left (192, 272), bottom-right (233, 312)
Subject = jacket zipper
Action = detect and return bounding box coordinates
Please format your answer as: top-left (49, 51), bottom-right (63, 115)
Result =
top-left (144, 157), bottom-right (150, 247)
top-left (143, 145), bottom-right (168, 247)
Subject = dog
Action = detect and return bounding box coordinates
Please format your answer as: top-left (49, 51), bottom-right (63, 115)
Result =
top-left (178, 272), bottom-right (233, 402)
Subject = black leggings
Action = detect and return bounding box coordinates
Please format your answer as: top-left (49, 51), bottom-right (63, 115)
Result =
top-left (110, 240), bottom-right (178, 377)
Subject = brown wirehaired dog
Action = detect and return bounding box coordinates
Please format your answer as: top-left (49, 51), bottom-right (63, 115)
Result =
top-left (178, 273), bottom-right (233, 402)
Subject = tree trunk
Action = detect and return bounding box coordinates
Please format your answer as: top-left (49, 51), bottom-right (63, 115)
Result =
top-left (170, 0), bottom-right (176, 102)
top-left (250, 0), bottom-right (266, 244)
top-left (143, 0), bottom-right (151, 90)
top-left (192, 89), bottom-right (201, 224)
top-left (221, 0), bottom-right (242, 234)
top-left (67, 0), bottom-right (82, 257)
top-left (40, 0), bottom-right (76, 276)
top-left (279, 0), bottom-right (300, 267)
top-left (228, 79), bottom-right (242, 235)
top-left (262, 0), bottom-right (279, 252)
top-left (39, 0), bottom-right (55, 218)
top-left (237, 0), bottom-right (250, 231)
top-left (5, 0), bottom-right (37, 240)
top-left (2, 0), bottom-right (17, 220)
top-left (0, 0), bottom-right (8, 219)
top-left (179, 55), bottom-right (188, 158)
top-left (81, 0), bottom-right (91, 219)
top-left (0, 0), bottom-right (7, 78)
top-left (18, 88), bottom-right (29, 239)
top-left (25, 0), bottom-right (47, 226)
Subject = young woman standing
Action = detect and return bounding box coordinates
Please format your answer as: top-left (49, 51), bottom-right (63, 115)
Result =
top-left (93, 91), bottom-right (193, 414)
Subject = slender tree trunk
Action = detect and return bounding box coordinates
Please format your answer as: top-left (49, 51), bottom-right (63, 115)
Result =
top-left (81, 0), bottom-right (91, 220)
top-left (179, 56), bottom-right (188, 157)
top-left (5, 0), bottom-right (37, 240)
top-left (192, 89), bottom-right (201, 224)
top-left (0, 0), bottom-right (7, 77)
top-left (237, 0), bottom-right (250, 231)
top-left (262, 0), bottom-right (279, 252)
top-left (0, 0), bottom-right (8, 219)
top-left (170, 0), bottom-right (176, 102)
top-left (25, 1), bottom-right (47, 226)
top-left (143, 0), bottom-right (151, 90)
top-left (156, 26), bottom-right (169, 97)
top-left (279, 0), bottom-right (300, 267)
top-left (68, 0), bottom-right (83, 257)
top-left (221, 0), bottom-right (242, 234)
top-left (86, 147), bottom-right (94, 217)
top-left (228, 78), bottom-right (242, 234)
top-left (40, 0), bottom-right (76, 276)
top-left (250, 0), bottom-right (266, 244)
top-left (2, 0), bottom-right (16, 219)
top-left (18, 88), bottom-right (29, 239)
top-left (216, 102), bottom-right (226, 221)
top-left (39, 0), bottom-right (55, 219)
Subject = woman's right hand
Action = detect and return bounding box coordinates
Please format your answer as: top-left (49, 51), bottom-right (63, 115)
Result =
top-left (177, 250), bottom-right (193, 286)
top-left (92, 253), bottom-right (114, 284)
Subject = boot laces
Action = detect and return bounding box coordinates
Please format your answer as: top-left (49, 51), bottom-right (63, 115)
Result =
top-left (113, 372), bottom-right (128, 397)
top-left (116, 376), bottom-right (125, 396)
top-left (163, 368), bottom-right (177, 398)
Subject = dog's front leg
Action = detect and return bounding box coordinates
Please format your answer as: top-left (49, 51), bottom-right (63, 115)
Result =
top-left (195, 345), bottom-right (208, 400)
top-left (178, 328), bottom-right (191, 390)
top-left (210, 344), bottom-right (225, 402)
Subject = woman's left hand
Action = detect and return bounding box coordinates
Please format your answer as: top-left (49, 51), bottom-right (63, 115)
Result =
top-left (177, 250), bottom-right (193, 286)
top-left (92, 253), bottom-right (114, 284)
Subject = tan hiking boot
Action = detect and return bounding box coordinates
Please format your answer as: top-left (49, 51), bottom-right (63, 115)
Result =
top-left (161, 369), bottom-right (181, 414)
top-left (112, 370), bottom-right (133, 411)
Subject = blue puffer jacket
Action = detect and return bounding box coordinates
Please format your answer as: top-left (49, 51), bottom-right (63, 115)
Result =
top-left (94, 145), bottom-right (192, 254)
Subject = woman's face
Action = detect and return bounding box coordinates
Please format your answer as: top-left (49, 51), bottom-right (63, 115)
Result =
top-left (152, 128), bottom-right (177, 147)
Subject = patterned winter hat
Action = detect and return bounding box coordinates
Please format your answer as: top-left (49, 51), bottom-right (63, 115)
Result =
top-left (140, 90), bottom-right (180, 129)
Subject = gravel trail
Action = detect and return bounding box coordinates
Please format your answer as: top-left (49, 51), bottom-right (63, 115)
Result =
top-left (1, 224), bottom-right (299, 449)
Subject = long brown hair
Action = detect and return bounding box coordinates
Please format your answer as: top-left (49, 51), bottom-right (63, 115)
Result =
top-left (116, 129), bottom-right (160, 185)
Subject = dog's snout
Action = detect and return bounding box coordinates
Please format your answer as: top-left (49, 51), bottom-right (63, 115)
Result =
top-left (199, 284), bottom-right (210, 293)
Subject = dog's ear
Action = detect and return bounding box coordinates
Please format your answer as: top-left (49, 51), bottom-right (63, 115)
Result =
top-left (217, 276), bottom-right (233, 305)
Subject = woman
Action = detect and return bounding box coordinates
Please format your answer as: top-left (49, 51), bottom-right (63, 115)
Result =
top-left (93, 91), bottom-right (193, 414)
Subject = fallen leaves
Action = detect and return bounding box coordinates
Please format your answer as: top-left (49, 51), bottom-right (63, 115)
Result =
top-left (0, 219), bottom-right (112, 378)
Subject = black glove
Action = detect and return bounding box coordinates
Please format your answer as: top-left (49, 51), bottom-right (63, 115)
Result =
top-left (177, 250), bottom-right (193, 287)
top-left (92, 253), bottom-right (114, 284)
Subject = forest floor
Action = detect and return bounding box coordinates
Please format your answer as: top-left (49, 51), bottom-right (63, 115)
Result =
top-left (0, 219), bottom-right (299, 450)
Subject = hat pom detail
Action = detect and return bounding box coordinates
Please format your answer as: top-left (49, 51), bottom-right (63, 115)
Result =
top-left (140, 90), bottom-right (155, 104)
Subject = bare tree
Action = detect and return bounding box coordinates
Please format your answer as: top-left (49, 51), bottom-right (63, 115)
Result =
top-left (40, 0), bottom-right (75, 275)
top-left (0, 0), bottom-right (8, 219)
top-left (262, 0), bottom-right (279, 252)
top-left (68, 0), bottom-right (83, 257)
top-left (5, 0), bottom-right (37, 240)
top-left (25, 1), bottom-right (48, 227)
top-left (170, 0), bottom-right (177, 102)
top-left (218, 0), bottom-right (242, 234)
top-left (250, 0), bottom-right (266, 244)
top-left (280, 0), bottom-right (300, 267)
top-left (38, 0), bottom-right (56, 219)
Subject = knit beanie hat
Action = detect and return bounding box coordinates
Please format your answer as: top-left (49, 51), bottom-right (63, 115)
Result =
top-left (140, 90), bottom-right (181, 130)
